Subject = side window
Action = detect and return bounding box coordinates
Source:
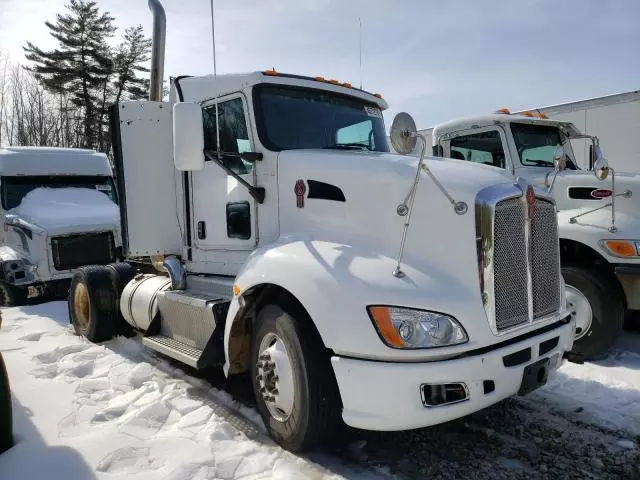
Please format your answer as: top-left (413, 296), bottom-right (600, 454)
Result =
top-left (450, 130), bottom-right (506, 169)
top-left (336, 119), bottom-right (374, 149)
top-left (202, 98), bottom-right (252, 174)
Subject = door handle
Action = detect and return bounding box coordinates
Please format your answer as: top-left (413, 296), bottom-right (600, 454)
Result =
top-left (197, 221), bottom-right (206, 239)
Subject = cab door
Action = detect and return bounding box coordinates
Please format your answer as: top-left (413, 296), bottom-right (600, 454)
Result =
top-left (442, 126), bottom-right (512, 173)
top-left (190, 94), bottom-right (257, 253)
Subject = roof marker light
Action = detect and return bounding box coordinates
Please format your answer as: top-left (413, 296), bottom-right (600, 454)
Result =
top-left (342, 82), bottom-right (352, 88)
top-left (314, 76), bottom-right (326, 82)
top-left (263, 68), bottom-right (278, 76)
top-left (537, 111), bottom-right (548, 119)
top-left (328, 79), bottom-right (340, 85)
top-left (495, 107), bottom-right (511, 114)
top-left (373, 93), bottom-right (383, 98)
top-left (522, 111), bottom-right (534, 117)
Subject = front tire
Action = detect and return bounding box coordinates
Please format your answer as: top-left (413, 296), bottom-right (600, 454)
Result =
top-left (68, 266), bottom-right (118, 343)
top-left (251, 303), bottom-right (341, 452)
top-left (0, 282), bottom-right (27, 307)
top-left (562, 265), bottom-right (625, 359)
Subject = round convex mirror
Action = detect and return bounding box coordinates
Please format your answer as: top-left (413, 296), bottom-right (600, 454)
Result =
top-left (390, 112), bottom-right (418, 155)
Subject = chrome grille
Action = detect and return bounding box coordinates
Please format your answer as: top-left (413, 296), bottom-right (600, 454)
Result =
top-left (477, 185), bottom-right (562, 335)
top-left (531, 200), bottom-right (561, 319)
top-left (493, 198), bottom-right (529, 330)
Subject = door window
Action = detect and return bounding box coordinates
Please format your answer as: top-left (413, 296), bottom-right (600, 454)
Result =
top-left (202, 97), bottom-right (252, 174)
top-left (450, 130), bottom-right (506, 169)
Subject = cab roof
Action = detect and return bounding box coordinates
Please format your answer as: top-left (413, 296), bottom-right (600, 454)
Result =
top-left (0, 147), bottom-right (113, 176)
top-left (174, 70), bottom-right (389, 110)
top-left (432, 113), bottom-right (582, 138)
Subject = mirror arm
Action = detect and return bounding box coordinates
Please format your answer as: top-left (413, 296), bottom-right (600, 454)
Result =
top-left (203, 150), bottom-right (265, 204)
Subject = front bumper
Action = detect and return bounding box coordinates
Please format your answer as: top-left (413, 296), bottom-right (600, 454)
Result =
top-left (614, 264), bottom-right (640, 311)
top-left (331, 317), bottom-right (574, 431)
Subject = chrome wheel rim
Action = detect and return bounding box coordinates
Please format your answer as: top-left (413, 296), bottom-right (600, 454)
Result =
top-left (566, 285), bottom-right (593, 340)
top-left (73, 283), bottom-right (91, 334)
top-left (256, 332), bottom-right (295, 422)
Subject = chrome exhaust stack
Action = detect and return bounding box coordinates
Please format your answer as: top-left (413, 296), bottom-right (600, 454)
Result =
top-left (148, 0), bottom-right (166, 102)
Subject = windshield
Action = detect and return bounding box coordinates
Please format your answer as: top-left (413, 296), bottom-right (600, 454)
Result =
top-left (1, 175), bottom-right (117, 210)
top-left (510, 123), bottom-right (578, 169)
top-left (253, 85), bottom-right (389, 152)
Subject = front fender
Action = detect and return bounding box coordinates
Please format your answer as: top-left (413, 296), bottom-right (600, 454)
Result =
top-left (223, 235), bottom-right (500, 374)
top-left (558, 209), bottom-right (640, 265)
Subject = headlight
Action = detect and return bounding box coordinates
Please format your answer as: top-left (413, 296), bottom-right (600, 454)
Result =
top-left (601, 239), bottom-right (640, 258)
top-left (367, 306), bottom-right (468, 349)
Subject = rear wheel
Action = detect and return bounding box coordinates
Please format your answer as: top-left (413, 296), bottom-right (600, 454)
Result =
top-left (106, 263), bottom-right (135, 336)
top-left (0, 352), bottom-right (13, 454)
top-left (251, 302), bottom-right (341, 452)
top-left (68, 266), bottom-right (118, 343)
top-left (562, 265), bottom-right (625, 359)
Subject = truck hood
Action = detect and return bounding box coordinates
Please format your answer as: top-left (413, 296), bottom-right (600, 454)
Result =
top-left (8, 187), bottom-right (120, 235)
top-left (539, 169), bottom-right (640, 225)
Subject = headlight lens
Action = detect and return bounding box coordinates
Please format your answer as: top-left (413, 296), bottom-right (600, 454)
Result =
top-left (601, 239), bottom-right (640, 258)
top-left (368, 306), bottom-right (468, 349)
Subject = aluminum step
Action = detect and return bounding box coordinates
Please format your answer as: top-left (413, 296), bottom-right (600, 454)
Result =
top-left (142, 334), bottom-right (202, 368)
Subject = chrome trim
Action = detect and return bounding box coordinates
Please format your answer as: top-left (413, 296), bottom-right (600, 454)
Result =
top-left (419, 382), bottom-right (470, 408)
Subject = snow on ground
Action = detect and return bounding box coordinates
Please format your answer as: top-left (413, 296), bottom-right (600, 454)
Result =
top-left (0, 302), bottom-right (383, 480)
top-left (0, 301), bottom-right (639, 479)
top-left (8, 187), bottom-right (119, 229)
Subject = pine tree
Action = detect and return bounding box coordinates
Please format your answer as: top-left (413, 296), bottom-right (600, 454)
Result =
top-left (23, 0), bottom-right (116, 149)
top-left (112, 25), bottom-right (152, 103)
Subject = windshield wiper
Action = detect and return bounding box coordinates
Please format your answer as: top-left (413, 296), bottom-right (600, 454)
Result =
top-left (322, 142), bottom-right (371, 151)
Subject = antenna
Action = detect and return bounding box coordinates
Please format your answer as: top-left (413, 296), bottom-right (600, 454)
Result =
top-left (358, 17), bottom-right (363, 89)
top-left (210, 0), bottom-right (221, 159)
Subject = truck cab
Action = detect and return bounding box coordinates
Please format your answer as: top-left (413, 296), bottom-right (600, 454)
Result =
top-left (430, 111), bottom-right (640, 358)
top-left (0, 147), bottom-right (121, 305)
top-left (67, 0), bottom-right (576, 453)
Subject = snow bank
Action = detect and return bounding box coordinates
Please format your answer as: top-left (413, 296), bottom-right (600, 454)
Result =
top-left (0, 303), bottom-right (376, 480)
top-left (9, 187), bottom-right (119, 230)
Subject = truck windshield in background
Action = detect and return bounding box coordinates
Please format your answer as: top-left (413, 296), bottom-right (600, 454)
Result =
top-left (1, 175), bottom-right (117, 210)
top-left (510, 123), bottom-right (578, 169)
top-left (253, 85), bottom-right (389, 152)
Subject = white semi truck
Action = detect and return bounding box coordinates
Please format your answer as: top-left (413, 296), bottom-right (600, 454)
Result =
top-left (424, 109), bottom-right (640, 359)
top-left (0, 146), bottom-right (121, 305)
top-left (67, 0), bottom-right (576, 452)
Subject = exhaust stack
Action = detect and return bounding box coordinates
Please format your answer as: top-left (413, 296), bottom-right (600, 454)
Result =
top-left (148, 0), bottom-right (166, 101)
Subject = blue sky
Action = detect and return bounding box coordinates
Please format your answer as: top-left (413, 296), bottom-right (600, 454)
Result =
top-left (1, 0), bottom-right (638, 129)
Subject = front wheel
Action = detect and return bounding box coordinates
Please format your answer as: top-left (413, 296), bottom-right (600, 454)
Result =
top-left (562, 265), bottom-right (625, 359)
top-left (251, 303), bottom-right (341, 452)
top-left (0, 282), bottom-right (27, 307)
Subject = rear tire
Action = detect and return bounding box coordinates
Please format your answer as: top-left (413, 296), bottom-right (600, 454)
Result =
top-left (68, 266), bottom-right (118, 343)
top-left (251, 302), bottom-right (341, 452)
top-left (0, 352), bottom-right (13, 454)
top-left (106, 263), bottom-right (135, 336)
top-left (562, 265), bottom-right (625, 359)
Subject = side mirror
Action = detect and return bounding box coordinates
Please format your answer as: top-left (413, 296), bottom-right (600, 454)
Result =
top-left (173, 102), bottom-right (205, 171)
top-left (553, 145), bottom-right (567, 172)
top-left (593, 146), bottom-right (609, 180)
top-left (390, 112), bottom-right (418, 155)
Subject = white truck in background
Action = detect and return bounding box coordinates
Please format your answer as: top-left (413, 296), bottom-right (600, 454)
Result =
top-left (515, 89), bottom-right (640, 172)
top-left (0, 147), bottom-right (121, 306)
top-left (67, 0), bottom-right (576, 453)
top-left (420, 110), bottom-right (640, 360)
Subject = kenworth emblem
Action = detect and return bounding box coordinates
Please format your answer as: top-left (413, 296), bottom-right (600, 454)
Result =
top-left (294, 180), bottom-right (306, 208)
top-left (526, 185), bottom-right (536, 219)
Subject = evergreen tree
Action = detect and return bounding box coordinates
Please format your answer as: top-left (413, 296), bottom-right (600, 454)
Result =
top-left (22, 1), bottom-right (152, 152)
